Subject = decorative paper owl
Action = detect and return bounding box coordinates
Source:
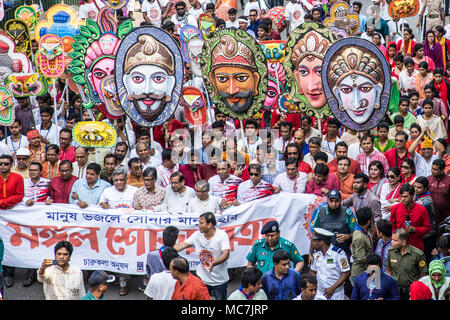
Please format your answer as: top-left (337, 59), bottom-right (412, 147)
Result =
top-left (0, 86), bottom-right (15, 126)
top-left (181, 86), bottom-right (208, 126)
top-left (72, 121), bottom-right (117, 148)
top-left (198, 14), bottom-right (216, 39)
top-left (15, 5), bottom-right (38, 37)
top-left (38, 34), bottom-right (65, 78)
top-left (5, 19), bottom-right (32, 57)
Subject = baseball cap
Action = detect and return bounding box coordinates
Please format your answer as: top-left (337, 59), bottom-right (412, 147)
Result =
top-left (327, 190), bottom-right (341, 200)
top-left (16, 148), bottom-right (30, 157)
top-left (88, 271), bottom-right (115, 287)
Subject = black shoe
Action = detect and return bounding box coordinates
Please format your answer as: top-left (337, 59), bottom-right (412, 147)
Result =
top-left (23, 278), bottom-right (35, 287)
top-left (4, 276), bottom-right (13, 288)
top-left (138, 284), bottom-right (146, 292)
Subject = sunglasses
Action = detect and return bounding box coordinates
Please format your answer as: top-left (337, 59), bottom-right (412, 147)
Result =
top-left (387, 175), bottom-right (397, 179)
top-left (0, 162), bottom-right (11, 166)
top-left (249, 172), bottom-right (260, 177)
top-left (401, 165), bottom-right (410, 169)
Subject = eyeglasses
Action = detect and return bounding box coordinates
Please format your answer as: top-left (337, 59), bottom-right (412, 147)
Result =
top-left (0, 162), bottom-right (11, 166)
top-left (401, 165), bottom-right (410, 169)
top-left (387, 175), bottom-right (397, 179)
top-left (249, 172), bottom-right (260, 177)
top-left (249, 14), bottom-right (256, 17)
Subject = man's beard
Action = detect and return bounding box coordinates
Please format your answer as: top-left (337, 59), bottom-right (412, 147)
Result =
top-left (329, 206), bottom-right (340, 215)
top-left (218, 89), bottom-right (253, 114)
top-left (128, 93), bottom-right (169, 122)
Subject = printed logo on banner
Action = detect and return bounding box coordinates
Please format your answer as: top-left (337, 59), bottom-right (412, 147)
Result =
top-left (137, 261), bottom-right (144, 272)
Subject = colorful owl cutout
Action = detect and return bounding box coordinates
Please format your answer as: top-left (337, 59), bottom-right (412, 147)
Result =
top-left (72, 121), bottom-right (118, 148)
top-left (259, 40), bottom-right (287, 63)
top-left (5, 19), bottom-right (32, 57)
top-left (38, 34), bottom-right (65, 78)
top-left (181, 87), bottom-right (208, 126)
top-left (0, 86), bottom-right (15, 126)
top-left (98, 74), bottom-right (125, 118)
top-left (5, 72), bottom-right (48, 97)
top-left (15, 5), bottom-right (38, 38)
top-left (323, 2), bottom-right (360, 36)
top-left (199, 14), bottom-right (216, 39)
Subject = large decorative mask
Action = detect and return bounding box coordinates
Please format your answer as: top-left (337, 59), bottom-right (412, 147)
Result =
top-left (103, 0), bottom-right (128, 9)
top-left (181, 86), bottom-right (208, 126)
top-left (38, 34), bottom-right (65, 78)
top-left (180, 25), bottom-right (203, 64)
top-left (201, 28), bottom-right (267, 121)
top-left (187, 38), bottom-right (204, 78)
top-left (0, 33), bottom-right (31, 84)
top-left (0, 86), bottom-right (15, 126)
top-left (260, 40), bottom-right (287, 63)
top-left (322, 37), bottom-right (391, 131)
top-left (68, 7), bottom-right (133, 112)
top-left (323, 2), bottom-right (360, 36)
top-left (15, 5), bottom-right (38, 38)
top-left (282, 23), bottom-right (336, 119)
top-left (5, 72), bottom-right (48, 97)
top-left (72, 121), bottom-right (117, 148)
top-left (34, 4), bottom-right (79, 52)
top-left (5, 19), bottom-right (32, 57)
top-left (199, 13), bottom-right (216, 39)
top-left (263, 62), bottom-right (286, 111)
top-left (98, 74), bottom-right (125, 118)
top-left (261, 6), bottom-right (286, 33)
top-left (388, 0), bottom-right (420, 19)
top-left (115, 27), bottom-right (184, 127)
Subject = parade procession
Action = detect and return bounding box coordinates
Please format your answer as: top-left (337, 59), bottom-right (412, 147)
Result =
top-left (0, 0), bottom-right (449, 304)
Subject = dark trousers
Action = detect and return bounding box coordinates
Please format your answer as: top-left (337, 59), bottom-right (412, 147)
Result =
top-left (3, 266), bottom-right (36, 279)
top-left (399, 286), bottom-right (411, 300)
top-left (206, 282), bottom-right (228, 300)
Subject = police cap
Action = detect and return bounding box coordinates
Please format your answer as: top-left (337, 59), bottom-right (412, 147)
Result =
top-left (261, 220), bottom-right (280, 234)
top-left (312, 227), bottom-right (334, 240)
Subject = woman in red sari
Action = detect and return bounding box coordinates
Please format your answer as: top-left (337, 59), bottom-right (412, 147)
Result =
top-left (379, 167), bottom-right (402, 220)
top-left (401, 158), bottom-right (417, 185)
top-left (368, 160), bottom-right (388, 198)
top-left (385, 41), bottom-right (398, 70)
top-left (396, 27), bottom-right (417, 58)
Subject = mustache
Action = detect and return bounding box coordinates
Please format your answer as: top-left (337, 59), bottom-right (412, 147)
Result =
top-left (218, 89), bottom-right (253, 98)
top-left (127, 93), bottom-right (167, 101)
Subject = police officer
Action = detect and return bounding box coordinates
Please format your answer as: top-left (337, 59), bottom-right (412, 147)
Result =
top-left (310, 190), bottom-right (357, 261)
top-left (386, 228), bottom-right (428, 300)
top-left (310, 227), bottom-right (351, 300)
top-left (246, 220), bottom-right (304, 274)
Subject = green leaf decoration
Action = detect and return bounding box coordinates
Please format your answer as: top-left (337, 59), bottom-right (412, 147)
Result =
top-left (73, 35), bottom-right (89, 47)
top-left (72, 74), bottom-right (86, 85)
top-left (79, 25), bottom-right (93, 39)
top-left (86, 19), bottom-right (101, 40)
top-left (118, 20), bottom-right (133, 39)
top-left (69, 51), bottom-right (84, 60)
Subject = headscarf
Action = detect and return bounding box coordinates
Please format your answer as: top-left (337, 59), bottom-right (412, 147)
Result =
top-left (429, 260), bottom-right (447, 288)
top-left (410, 281), bottom-right (432, 300)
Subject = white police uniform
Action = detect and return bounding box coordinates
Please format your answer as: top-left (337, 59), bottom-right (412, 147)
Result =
top-left (310, 228), bottom-right (351, 300)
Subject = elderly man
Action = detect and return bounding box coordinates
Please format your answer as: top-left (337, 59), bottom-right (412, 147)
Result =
top-left (72, 147), bottom-right (92, 179)
top-left (208, 160), bottom-right (243, 208)
top-left (126, 157), bottom-right (144, 188)
top-left (187, 180), bottom-right (221, 214)
top-left (236, 163), bottom-right (277, 204)
top-left (70, 163), bottom-right (111, 209)
top-left (179, 150), bottom-right (204, 189)
top-left (154, 172), bottom-right (195, 214)
top-left (23, 162), bottom-right (50, 206)
top-left (136, 142), bottom-right (161, 170)
top-left (98, 167), bottom-right (138, 210)
top-left (12, 148), bottom-right (31, 179)
top-left (47, 160), bottom-right (78, 204)
top-left (133, 167), bottom-right (165, 211)
top-left (26, 129), bottom-right (46, 164)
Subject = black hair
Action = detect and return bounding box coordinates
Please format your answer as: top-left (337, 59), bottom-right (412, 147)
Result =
top-left (400, 183), bottom-right (415, 195)
top-left (335, 141), bottom-right (348, 150)
top-left (199, 212), bottom-right (217, 226)
top-left (273, 250), bottom-right (290, 264)
top-left (313, 151), bottom-right (328, 163)
top-left (47, 144), bottom-right (60, 154)
top-left (143, 166), bottom-right (158, 180)
top-left (336, 156), bottom-right (351, 166)
top-left (356, 207), bottom-right (372, 226)
top-left (241, 267), bottom-right (263, 288)
top-left (414, 176), bottom-right (429, 190)
top-left (163, 226), bottom-right (179, 247)
top-left (354, 173), bottom-right (369, 184)
top-left (127, 157), bottom-right (141, 169)
top-left (377, 121), bottom-right (390, 130)
top-left (86, 162), bottom-right (101, 175)
top-left (432, 158), bottom-right (446, 171)
top-left (54, 240), bottom-right (73, 256)
top-left (300, 273), bottom-right (317, 289)
top-left (0, 154), bottom-right (13, 165)
top-left (171, 257), bottom-right (189, 273)
top-left (162, 247), bottom-right (179, 270)
top-left (369, 160), bottom-right (385, 178)
top-left (29, 161), bottom-right (43, 172)
top-left (433, 67), bottom-right (444, 76)
top-left (402, 158), bottom-right (415, 174)
top-left (314, 163), bottom-right (329, 176)
top-left (366, 253), bottom-right (382, 267)
top-left (59, 160), bottom-right (73, 169)
top-left (376, 219), bottom-right (393, 237)
top-left (211, 120), bottom-right (225, 129)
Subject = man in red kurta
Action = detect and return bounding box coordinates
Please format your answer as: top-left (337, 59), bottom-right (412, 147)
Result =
top-left (427, 158), bottom-right (450, 235)
top-left (47, 160), bottom-right (78, 204)
top-left (178, 150), bottom-right (204, 189)
top-left (0, 155), bottom-right (24, 209)
top-left (170, 257), bottom-right (211, 300)
top-left (390, 184), bottom-right (431, 252)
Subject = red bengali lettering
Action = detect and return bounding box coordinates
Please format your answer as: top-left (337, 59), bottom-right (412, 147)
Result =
top-left (221, 218), bottom-right (275, 251)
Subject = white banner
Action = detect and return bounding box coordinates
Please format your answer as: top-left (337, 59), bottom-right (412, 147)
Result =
top-left (0, 193), bottom-right (323, 275)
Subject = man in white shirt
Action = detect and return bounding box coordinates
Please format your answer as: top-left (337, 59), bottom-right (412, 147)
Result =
top-left (408, 127), bottom-right (441, 177)
top-left (237, 119), bottom-right (262, 161)
top-left (398, 57), bottom-right (419, 96)
top-left (187, 180), bottom-right (222, 214)
top-left (136, 142), bottom-right (161, 170)
top-left (208, 160), bottom-right (243, 208)
top-left (72, 146), bottom-right (93, 179)
top-left (141, 0), bottom-right (167, 27)
top-left (226, 8), bottom-right (240, 28)
top-left (98, 167), bottom-right (137, 210)
top-left (2, 120), bottom-right (29, 160)
top-left (154, 171), bottom-right (195, 214)
top-left (244, 0), bottom-right (268, 17)
top-left (272, 121), bottom-right (294, 161)
top-left (301, 115), bottom-right (322, 143)
top-left (237, 163), bottom-right (277, 204)
top-left (303, 137), bottom-right (333, 169)
top-left (387, 17), bottom-right (404, 43)
top-left (285, 0), bottom-right (312, 37)
top-left (273, 158), bottom-right (308, 193)
top-left (37, 106), bottom-right (62, 146)
top-left (321, 118), bottom-right (342, 160)
top-left (188, 0), bottom-right (204, 21)
top-left (144, 247), bottom-right (178, 300)
top-left (171, 1), bottom-right (197, 34)
top-left (174, 212), bottom-right (231, 300)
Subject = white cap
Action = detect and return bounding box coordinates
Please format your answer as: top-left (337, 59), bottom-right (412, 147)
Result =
top-left (16, 148), bottom-right (30, 157)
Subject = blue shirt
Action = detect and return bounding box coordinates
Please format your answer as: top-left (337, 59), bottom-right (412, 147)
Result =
top-left (261, 268), bottom-right (301, 300)
top-left (351, 271), bottom-right (400, 300)
top-left (69, 178), bottom-right (111, 205)
top-left (247, 19), bottom-right (261, 37)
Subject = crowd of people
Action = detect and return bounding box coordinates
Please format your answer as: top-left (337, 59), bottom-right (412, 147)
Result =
top-left (0, 0), bottom-right (450, 302)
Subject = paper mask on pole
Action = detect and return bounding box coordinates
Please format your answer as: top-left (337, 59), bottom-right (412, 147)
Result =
top-left (72, 121), bottom-right (117, 148)
top-left (281, 22), bottom-right (336, 118)
top-left (323, 2), bottom-right (360, 36)
top-left (114, 27), bottom-right (184, 127)
top-left (322, 37), bottom-right (391, 131)
top-left (5, 19), bottom-right (32, 57)
top-left (198, 14), bottom-right (216, 39)
top-left (201, 28), bottom-right (267, 120)
top-left (187, 38), bottom-right (204, 78)
top-left (103, 0), bottom-right (128, 10)
top-left (388, 0), bottom-right (420, 19)
top-left (180, 25), bottom-right (203, 64)
top-left (98, 74), bottom-right (125, 118)
top-left (181, 86), bottom-right (208, 126)
top-left (263, 62), bottom-right (286, 111)
top-left (38, 34), bottom-right (65, 78)
top-left (0, 86), bottom-right (15, 126)
top-left (259, 40), bottom-right (287, 63)
top-left (68, 7), bottom-right (133, 112)
top-left (15, 5), bottom-right (38, 38)
top-left (5, 72), bottom-right (48, 97)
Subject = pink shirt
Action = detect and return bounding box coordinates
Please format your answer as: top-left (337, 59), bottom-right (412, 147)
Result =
top-left (356, 149), bottom-right (390, 176)
top-left (305, 173), bottom-right (340, 197)
top-left (59, 146), bottom-right (76, 163)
